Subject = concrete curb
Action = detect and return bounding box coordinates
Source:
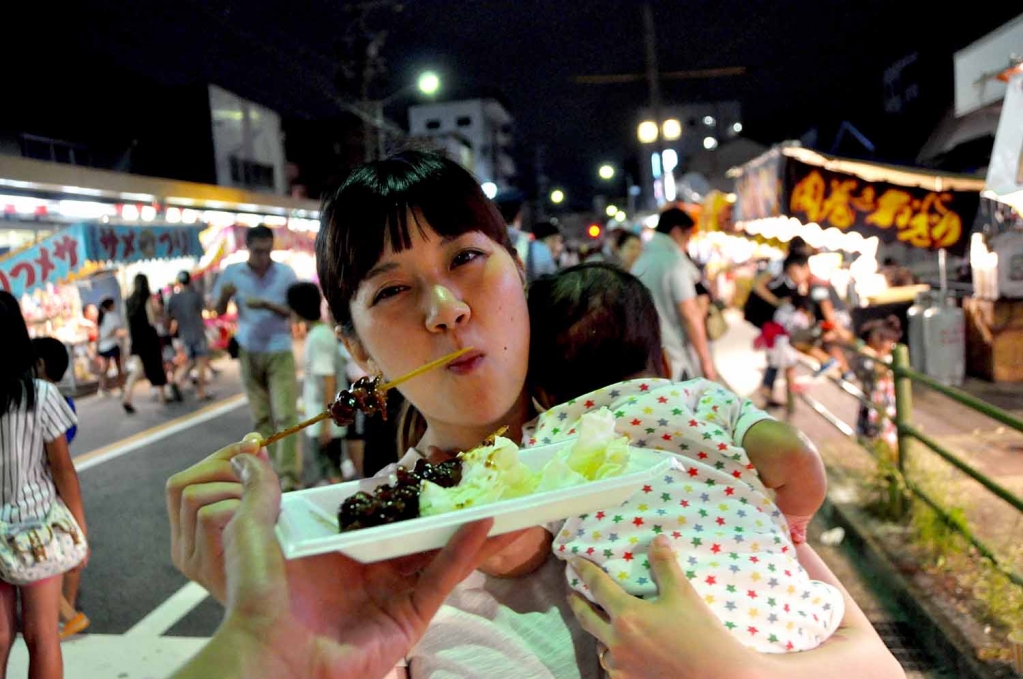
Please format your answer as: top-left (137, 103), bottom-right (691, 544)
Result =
top-left (819, 493), bottom-right (1011, 679)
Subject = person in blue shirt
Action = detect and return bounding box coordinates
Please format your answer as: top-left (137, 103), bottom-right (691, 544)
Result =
top-left (212, 226), bottom-right (302, 490)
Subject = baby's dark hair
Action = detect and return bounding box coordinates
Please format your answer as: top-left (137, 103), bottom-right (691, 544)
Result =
top-left (32, 337), bottom-right (70, 382)
top-left (528, 262), bottom-right (664, 407)
top-left (859, 315), bottom-right (902, 343)
top-left (287, 282), bottom-right (323, 322)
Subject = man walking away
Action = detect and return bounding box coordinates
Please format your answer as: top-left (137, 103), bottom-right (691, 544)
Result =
top-left (212, 226), bottom-right (301, 490)
top-left (167, 271), bottom-right (211, 402)
top-left (631, 207), bottom-right (718, 382)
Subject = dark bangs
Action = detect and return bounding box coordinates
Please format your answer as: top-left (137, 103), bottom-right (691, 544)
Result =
top-left (316, 150), bottom-right (511, 331)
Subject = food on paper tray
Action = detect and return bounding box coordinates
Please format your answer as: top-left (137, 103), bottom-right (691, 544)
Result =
top-left (337, 408), bottom-right (630, 532)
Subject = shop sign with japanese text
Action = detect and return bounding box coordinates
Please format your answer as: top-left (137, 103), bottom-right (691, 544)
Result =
top-left (784, 159), bottom-right (978, 255)
top-left (84, 225), bottom-right (202, 264)
top-left (0, 225), bottom-right (89, 298)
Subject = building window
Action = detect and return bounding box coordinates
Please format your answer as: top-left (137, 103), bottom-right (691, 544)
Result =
top-left (456, 116), bottom-right (472, 127)
top-left (425, 120), bottom-right (441, 130)
top-left (229, 155), bottom-right (276, 190)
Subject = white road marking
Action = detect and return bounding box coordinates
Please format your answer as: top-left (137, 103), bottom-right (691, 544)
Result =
top-left (125, 581), bottom-right (211, 640)
top-left (7, 633), bottom-right (209, 678)
top-left (75, 396), bottom-right (247, 472)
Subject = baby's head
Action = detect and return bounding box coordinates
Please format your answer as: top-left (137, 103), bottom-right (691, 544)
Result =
top-left (527, 262), bottom-right (666, 409)
top-left (32, 337), bottom-right (70, 384)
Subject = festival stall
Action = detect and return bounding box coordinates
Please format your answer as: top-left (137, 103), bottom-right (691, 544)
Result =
top-left (726, 146), bottom-right (986, 385)
top-left (964, 61), bottom-right (1023, 381)
top-left (0, 223), bottom-right (203, 393)
top-left (730, 146), bottom-right (982, 299)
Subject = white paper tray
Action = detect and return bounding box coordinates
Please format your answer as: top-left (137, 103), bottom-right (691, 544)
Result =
top-left (276, 441), bottom-right (676, 563)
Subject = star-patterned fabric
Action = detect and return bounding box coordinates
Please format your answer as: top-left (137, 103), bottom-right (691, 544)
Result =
top-left (528, 378), bottom-right (844, 654)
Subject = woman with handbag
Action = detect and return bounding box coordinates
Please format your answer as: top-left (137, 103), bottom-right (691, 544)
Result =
top-left (0, 291), bottom-right (89, 679)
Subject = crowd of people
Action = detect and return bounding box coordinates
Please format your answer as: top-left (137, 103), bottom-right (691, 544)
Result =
top-left (0, 150), bottom-right (910, 678)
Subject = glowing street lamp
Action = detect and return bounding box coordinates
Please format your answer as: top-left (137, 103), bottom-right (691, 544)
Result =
top-left (662, 118), bottom-right (682, 141)
top-left (606, 204), bottom-right (619, 217)
top-left (637, 120), bottom-right (659, 144)
top-left (550, 189), bottom-right (565, 204)
top-left (598, 164), bottom-right (616, 180)
top-left (703, 136), bottom-right (719, 150)
top-left (417, 71), bottom-right (441, 96)
top-left (614, 210), bottom-right (627, 223)
top-left (481, 182), bottom-right (498, 199)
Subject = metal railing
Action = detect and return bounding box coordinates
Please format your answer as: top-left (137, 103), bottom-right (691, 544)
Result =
top-left (801, 344), bottom-right (1023, 590)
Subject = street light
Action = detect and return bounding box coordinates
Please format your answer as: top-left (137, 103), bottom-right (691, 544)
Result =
top-left (614, 210), bottom-right (627, 223)
top-left (703, 136), bottom-right (719, 150)
top-left (732, 121), bottom-right (743, 133)
top-left (599, 164), bottom-right (616, 180)
top-left (606, 204), bottom-right (619, 217)
top-left (417, 71), bottom-right (441, 96)
top-left (637, 121), bottom-right (659, 144)
top-left (481, 182), bottom-right (498, 199)
top-left (550, 189), bottom-right (565, 204)
top-left (368, 70), bottom-right (443, 161)
top-left (662, 119), bottom-right (682, 141)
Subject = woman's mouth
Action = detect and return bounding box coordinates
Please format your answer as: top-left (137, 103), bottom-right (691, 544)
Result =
top-left (446, 350), bottom-right (485, 375)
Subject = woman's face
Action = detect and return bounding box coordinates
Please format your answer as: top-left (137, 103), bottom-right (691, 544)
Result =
top-left (620, 237), bottom-right (642, 270)
top-left (345, 218), bottom-right (530, 434)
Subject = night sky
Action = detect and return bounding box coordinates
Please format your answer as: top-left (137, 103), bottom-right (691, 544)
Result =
top-left (4, 1), bottom-right (1019, 206)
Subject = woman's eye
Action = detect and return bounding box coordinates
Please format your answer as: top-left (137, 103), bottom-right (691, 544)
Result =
top-left (452, 249), bottom-right (484, 268)
top-left (372, 285), bottom-right (407, 304)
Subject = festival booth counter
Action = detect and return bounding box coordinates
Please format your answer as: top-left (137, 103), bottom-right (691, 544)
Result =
top-left (0, 223), bottom-right (203, 394)
top-left (729, 146), bottom-right (985, 384)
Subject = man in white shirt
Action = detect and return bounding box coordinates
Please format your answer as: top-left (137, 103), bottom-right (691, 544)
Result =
top-left (630, 207), bottom-right (718, 381)
top-left (212, 226), bottom-right (301, 489)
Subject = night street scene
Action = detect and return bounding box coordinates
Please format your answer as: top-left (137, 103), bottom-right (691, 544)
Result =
top-left (1, 2), bottom-right (1022, 678)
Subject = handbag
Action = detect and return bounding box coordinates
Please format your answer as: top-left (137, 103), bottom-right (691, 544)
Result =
top-left (705, 300), bottom-right (728, 341)
top-left (0, 499), bottom-right (88, 585)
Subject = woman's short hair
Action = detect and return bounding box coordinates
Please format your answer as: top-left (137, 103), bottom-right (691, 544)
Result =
top-left (527, 262), bottom-right (663, 406)
top-left (316, 150), bottom-right (511, 333)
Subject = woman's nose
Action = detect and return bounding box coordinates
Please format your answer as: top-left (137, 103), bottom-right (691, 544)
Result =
top-left (425, 284), bottom-right (471, 332)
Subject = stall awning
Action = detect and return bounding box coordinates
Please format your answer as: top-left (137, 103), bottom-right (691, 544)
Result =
top-left (731, 147), bottom-right (984, 255)
top-left (0, 223), bottom-right (202, 298)
top-left (195, 223), bottom-right (316, 276)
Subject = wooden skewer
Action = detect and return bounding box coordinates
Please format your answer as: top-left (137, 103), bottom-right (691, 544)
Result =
top-left (378, 346), bottom-right (474, 392)
top-left (259, 411), bottom-right (331, 449)
top-left (257, 347), bottom-right (474, 448)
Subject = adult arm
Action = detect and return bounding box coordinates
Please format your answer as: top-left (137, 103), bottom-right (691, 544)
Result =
top-left (213, 276), bottom-right (236, 316)
top-left (567, 535), bottom-right (904, 679)
top-left (246, 298), bottom-right (293, 318)
top-left (678, 298), bottom-right (718, 381)
top-left (171, 453), bottom-right (518, 679)
top-left (752, 271), bottom-right (783, 306)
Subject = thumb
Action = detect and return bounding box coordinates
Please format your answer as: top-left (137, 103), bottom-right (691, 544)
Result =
top-left (231, 454), bottom-right (281, 526)
top-left (648, 534), bottom-right (696, 605)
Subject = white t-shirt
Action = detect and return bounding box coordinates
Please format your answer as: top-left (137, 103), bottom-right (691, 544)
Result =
top-left (97, 311), bottom-right (122, 353)
top-left (631, 231), bottom-right (701, 380)
top-left (302, 323), bottom-right (348, 440)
